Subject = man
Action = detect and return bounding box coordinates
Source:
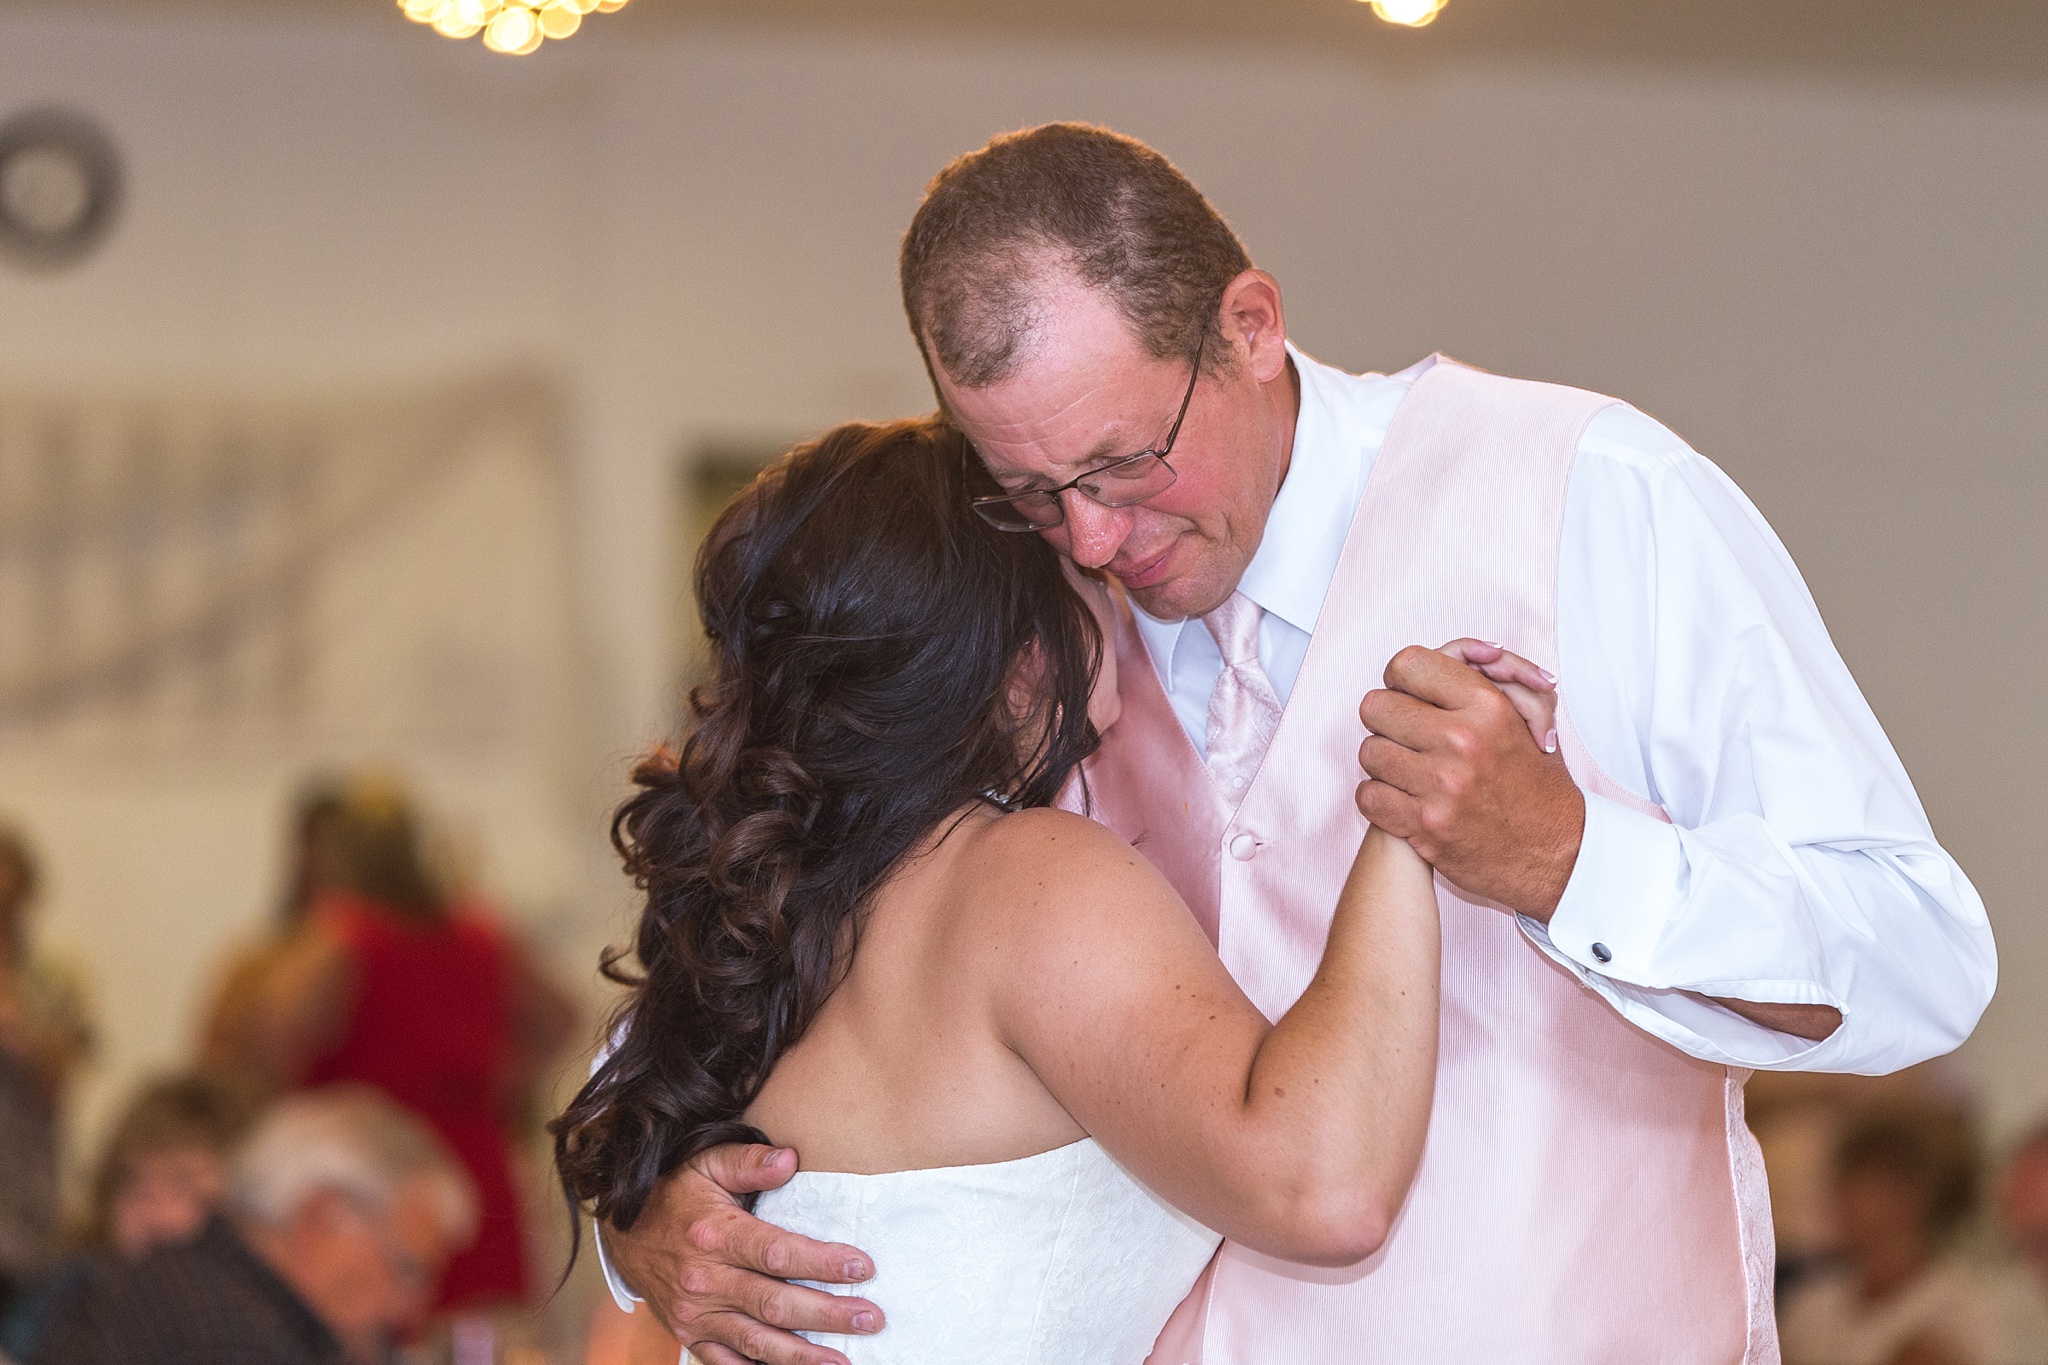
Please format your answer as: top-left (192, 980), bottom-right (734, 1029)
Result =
top-left (603, 124), bottom-right (1996, 1364)
top-left (43, 1086), bottom-right (476, 1365)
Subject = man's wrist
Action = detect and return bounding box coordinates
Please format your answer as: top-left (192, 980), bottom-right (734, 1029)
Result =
top-left (1507, 784), bottom-right (1586, 923)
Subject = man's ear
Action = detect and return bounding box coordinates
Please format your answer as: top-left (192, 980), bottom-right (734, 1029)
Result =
top-left (1217, 270), bottom-right (1289, 386)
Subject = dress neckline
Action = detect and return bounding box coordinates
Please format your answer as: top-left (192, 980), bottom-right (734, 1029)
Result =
top-left (779, 1137), bottom-right (1096, 1185)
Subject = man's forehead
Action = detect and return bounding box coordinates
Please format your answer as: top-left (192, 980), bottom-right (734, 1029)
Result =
top-left (944, 363), bottom-right (1181, 483)
top-left (974, 421), bottom-right (1140, 481)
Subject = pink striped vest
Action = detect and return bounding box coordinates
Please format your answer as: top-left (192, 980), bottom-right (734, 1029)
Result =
top-left (1083, 357), bottom-right (1776, 1364)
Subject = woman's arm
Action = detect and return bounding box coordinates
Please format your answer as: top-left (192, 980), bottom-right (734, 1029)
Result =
top-left (977, 813), bottom-right (1438, 1267)
top-left (247, 918), bottom-right (356, 1085)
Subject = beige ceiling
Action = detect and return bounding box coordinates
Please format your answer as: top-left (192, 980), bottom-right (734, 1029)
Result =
top-left (21, 0), bottom-right (2048, 87)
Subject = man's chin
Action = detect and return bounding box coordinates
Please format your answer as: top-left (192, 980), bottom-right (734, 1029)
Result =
top-left (1123, 578), bottom-right (1205, 623)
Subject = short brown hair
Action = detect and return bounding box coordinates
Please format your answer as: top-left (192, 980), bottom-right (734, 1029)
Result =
top-left (900, 123), bottom-right (1252, 388)
top-left (88, 1073), bottom-right (255, 1246)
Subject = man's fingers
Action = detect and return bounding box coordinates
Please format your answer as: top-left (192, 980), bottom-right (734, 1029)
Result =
top-left (1357, 687), bottom-right (1446, 751)
top-left (1355, 776), bottom-right (1424, 839)
top-left (726, 1260), bottom-right (882, 1336)
top-left (1383, 643), bottom-right (1503, 710)
top-left (1358, 733), bottom-right (1434, 797)
top-left (691, 1308), bottom-right (855, 1365)
top-left (691, 1198), bottom-right (874, 1286)
top-left (667, 1238), bottom-right (881, 1334)
top-left (1436, 639), bottom-right (1556, 694)
top-left (687, 1345), bottom-right (763, 1365)
top-left (690, 1143), bottom-right (800, 1198)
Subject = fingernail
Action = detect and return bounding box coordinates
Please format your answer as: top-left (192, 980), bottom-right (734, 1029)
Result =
top-left (1483, 641), bottom-right (1502, 650)
top-left (851, 1311), bottom-right (878, 1332)
top-left (765, 1148), bottom-right (793, 1167)
top-left (1539, 668), bottom-right (1557, 685)
top-left (1544, 729), bottom-right (1558, 754)
top-left (844, 1258), bottom-right (872, 1281)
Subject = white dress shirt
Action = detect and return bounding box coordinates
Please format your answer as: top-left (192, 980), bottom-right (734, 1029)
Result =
top-left (1137, 346), bottom-right (1995, 1073)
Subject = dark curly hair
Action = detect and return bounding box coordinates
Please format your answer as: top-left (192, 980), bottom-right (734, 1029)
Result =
top-left (551, 415), bottom-right (1102, 1239)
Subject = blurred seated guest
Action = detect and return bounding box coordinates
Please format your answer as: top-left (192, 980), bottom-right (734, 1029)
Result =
top-left (1781, 1103), bottom-right (1997, 1365)
top-left (0, 1074), bottom-right (253, 1359)
top-left (2002, 1126), bottom-right (2048, 1295)
top-left (199, 780), bottom-right (348, 1104)
top-left (252, 775), bottom-right (577, 1313)
top-left (1994, 1123), bottom-right (2048, 1363)
top-left (0, 823), bottom-right (93, 1319)
top-left (40, 1086), bottom-right (476, 1365)
top-left (88, 1073), bottom-right (254, 1259)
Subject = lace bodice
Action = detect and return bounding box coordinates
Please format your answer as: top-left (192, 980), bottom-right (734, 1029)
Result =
top-left (751, 1139), bottom-right (1221, 1364)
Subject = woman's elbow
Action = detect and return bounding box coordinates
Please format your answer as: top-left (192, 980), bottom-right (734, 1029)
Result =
top-left (1247, 1187), bottom-right (1396, 1268)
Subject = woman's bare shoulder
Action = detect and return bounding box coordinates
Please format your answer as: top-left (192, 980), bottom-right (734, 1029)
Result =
top-left (964, 806), bottom-right (1157, 883)
top-left (942, 807), bottom-right (1189, 954)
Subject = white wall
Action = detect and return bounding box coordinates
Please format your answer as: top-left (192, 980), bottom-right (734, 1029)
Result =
top-left (2, 9), bottom-right (2044, 1157)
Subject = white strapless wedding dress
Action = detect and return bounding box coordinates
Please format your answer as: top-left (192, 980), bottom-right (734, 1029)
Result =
top-left (748, 1139), bottom-right (1221, 1364)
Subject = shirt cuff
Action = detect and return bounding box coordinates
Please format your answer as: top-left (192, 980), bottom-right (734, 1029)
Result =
top-left (1545, 792), bottom-right (1684, 979)
top-left (595, 1223), bottom-right (642, 1312)
top-left (1526, 792), bottom-right (1837, 1069)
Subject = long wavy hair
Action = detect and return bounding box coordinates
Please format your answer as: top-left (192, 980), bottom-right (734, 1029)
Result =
top-left (551, 415), bottom-right (1103, 1238)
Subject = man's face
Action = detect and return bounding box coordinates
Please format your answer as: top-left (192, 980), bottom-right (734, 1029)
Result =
top-left (111, 1144), bottom-right (226, 1259)
top-left (285, 1180), bottom-right (456, 1347)
top-left (935, 275), bottom-right (1292, 622)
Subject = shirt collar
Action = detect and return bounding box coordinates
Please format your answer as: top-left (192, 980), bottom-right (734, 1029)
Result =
top-left (1234, 343), bottom-right (1368, 638)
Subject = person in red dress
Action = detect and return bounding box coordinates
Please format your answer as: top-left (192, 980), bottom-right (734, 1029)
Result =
top-left (253, 776), bottom-right (579, 1312)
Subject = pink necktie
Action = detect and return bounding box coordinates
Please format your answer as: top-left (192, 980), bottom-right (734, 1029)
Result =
top-left (1203, 591), bottom-right (1284, 800)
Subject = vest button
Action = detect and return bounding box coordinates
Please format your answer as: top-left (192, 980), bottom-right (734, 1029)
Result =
top-left (1591, 942), bottom-right (1613, 963)
top-left (1228, 834), bottom-right (1256, 861)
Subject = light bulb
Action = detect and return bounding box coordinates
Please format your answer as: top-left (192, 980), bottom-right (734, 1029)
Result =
top-left (432, 7), bottom-right (484, 37)
top-left (399, 0), bottom-right (443, 23)
top-left (595, 0), bottom-right (628, 12)
top-left (483, 5), bottom-right (539, 51)
top-left (1368, 0), bottom-right (1445, 26)
top-left (538, 0), bottom-right (582, 38)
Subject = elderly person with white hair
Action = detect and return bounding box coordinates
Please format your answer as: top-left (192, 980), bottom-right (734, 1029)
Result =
top-left (41, 1085), bottom-right (476, 1365)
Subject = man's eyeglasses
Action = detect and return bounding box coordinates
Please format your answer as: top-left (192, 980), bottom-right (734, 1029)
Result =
top-left (968, 334), bottom-right (1204, 532)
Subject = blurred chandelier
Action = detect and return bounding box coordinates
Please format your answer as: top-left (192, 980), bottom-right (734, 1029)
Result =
top-left (1367, 0), bottom-right (1447, 26)
top-left (398, 0), bottom-right (627, 55)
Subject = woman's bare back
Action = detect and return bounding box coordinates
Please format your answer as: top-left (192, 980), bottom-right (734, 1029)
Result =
top-left (744, 803), bottom-right (1088, 1175)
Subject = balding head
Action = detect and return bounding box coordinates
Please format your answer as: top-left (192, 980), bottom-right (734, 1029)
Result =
top-left (900, 122), bottom-right (1251, 391)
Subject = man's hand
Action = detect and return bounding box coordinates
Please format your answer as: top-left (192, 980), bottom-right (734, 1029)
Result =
top-left (605, 1143), bottom-right (883, 1365)
top-left (1360, 640), bottom-right (1844, 1044)
top-left (1356, 642), bottom-right (1582, 920)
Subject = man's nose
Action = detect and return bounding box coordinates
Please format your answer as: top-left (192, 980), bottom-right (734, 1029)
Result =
top-left (1060, 491), bottom-right (1132, 570)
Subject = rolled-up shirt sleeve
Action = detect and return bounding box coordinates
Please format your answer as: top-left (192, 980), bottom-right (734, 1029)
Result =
top-left (1530, 405), bottom-right (1995, 1074)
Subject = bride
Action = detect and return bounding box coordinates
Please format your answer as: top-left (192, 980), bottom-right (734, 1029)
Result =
top-left (553, 415), bottom-right (1551, 1364)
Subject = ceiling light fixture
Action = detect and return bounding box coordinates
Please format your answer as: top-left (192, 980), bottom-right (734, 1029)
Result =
top-left (1367, 0), bottom-right (1448, 27)
top-left (398, 0), bottom-right (627, 54)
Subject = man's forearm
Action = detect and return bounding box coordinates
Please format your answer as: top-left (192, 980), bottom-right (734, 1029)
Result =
top-left (1703, 997), bottom-right (1841, 1042)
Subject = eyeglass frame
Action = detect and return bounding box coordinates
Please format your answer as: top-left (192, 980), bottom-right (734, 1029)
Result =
top-left (332, 1193), bottom-right (434, 1294)
top-left (967, 331), bottom-right (1206, 532)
